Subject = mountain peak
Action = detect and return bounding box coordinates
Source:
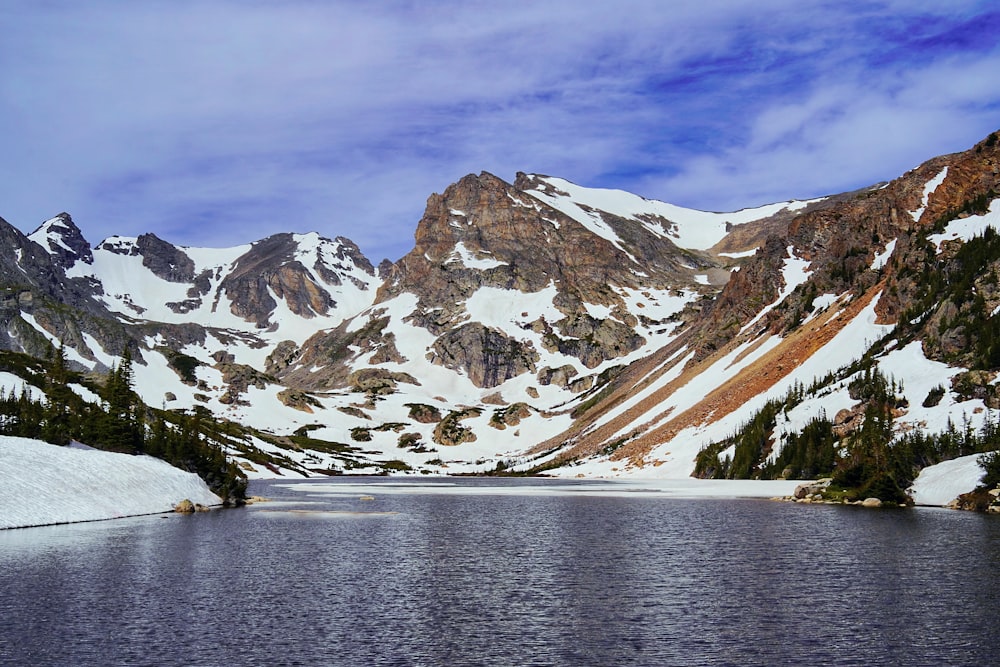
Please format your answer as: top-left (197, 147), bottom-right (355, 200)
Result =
top-left (28, 213), bottom-right (93, 268)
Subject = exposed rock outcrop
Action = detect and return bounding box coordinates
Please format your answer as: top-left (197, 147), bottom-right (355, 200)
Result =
top-left (347, 368), bottom-right (419, 396)
top-left (135, 233), bottom-right (196, 283)
top-left (433, 408), bottom-right (481, 446)
top-left (429, 323), bottom-right (539, 388)
top-left (406, 403), bottom-right (442, 423)
top-left (218, 363), bottom-right (273, 405)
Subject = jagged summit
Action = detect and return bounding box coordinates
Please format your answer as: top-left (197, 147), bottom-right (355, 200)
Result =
top-left (62, 230), bottom-right (381, 335)
top-left (310, 169), bottom-right (731, 396)
top-left (28, 212), bottom-right (94, 268)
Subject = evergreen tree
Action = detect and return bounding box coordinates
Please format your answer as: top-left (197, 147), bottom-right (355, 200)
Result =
top-left (42, 343), bottom-right (74, 445)
top-left (0, 348), bottom-right (246, 502)
top-left (101, 347), bottom-right (144, 453)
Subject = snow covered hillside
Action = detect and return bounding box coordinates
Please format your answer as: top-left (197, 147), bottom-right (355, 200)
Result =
top-left (0, 436), bottom-right (221, 529)
top-left (521, 173), bottom-right (818, 252)
top-left (528, 132), bottom-right (1000, 508)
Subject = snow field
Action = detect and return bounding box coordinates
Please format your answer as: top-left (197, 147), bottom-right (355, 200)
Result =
top-left (524, 175), bottom-right (816, 252)
top-left (929, 198), bottom-right (1000, 251)
top-left (64, 233), bottom-right (380, 371)
top-left (0, 436), bottom-right (221, 529)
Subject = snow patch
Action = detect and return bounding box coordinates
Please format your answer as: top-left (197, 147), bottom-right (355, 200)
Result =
top-left (718, 249), bottom-right (758, 259)
top-left (909, 167), bottom-right (948, 222)
top-left (524, 175), bottom-right (819, 251)
top-left (909, 453), bottom-right (987, 506)
top-left (928, 198), bottom-right (1000, 251)
top-left (0, 372), bottom-right (44, 401)
top-left (449, 242), bottom-right (507, 270)
top-left (28, 217), bottom-right (76, 254)
top-left (740, 247), bottom-right (811, 334)
top-left (811, 293), bottom-right (840, 311)
top-left (871, 239), bottom-right (897, 271)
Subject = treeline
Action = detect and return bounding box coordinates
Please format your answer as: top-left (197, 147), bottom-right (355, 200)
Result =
top-left (694, 379), bottom-right (831, 481)
top-left (695, 367), bottom-right (1000, 505)
top-left (0, 346), bottom-right (246, 503)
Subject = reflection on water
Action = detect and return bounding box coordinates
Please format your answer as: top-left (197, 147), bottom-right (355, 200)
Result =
top-left (2, 477), bottom-right (999, 666)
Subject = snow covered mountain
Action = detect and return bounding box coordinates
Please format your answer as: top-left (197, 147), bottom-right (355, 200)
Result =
top-left (3, 130), bottom-right (1000, 506)
top-left (28, 219), bottom-right (381, 356)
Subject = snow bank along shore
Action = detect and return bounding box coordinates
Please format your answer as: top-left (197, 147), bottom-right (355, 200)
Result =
top-left (1, 436), bottom-right (221, 530)
top-left (1, 435), bottom-right (990, 531)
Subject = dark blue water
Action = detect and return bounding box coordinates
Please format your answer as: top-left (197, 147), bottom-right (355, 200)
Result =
top-left (2, 477), bottom-right (999, 666)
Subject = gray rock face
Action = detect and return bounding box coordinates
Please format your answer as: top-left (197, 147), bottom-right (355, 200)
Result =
top-left (135, 233), bottom-right (196, 283)
top-left (545, 314), bottom-right (646, 369)
top-left (219, 234), bottom-right (327, 327)
top-left (429, 323), bottom-right (540, 388)
top-left (216, 233), bottom-right (376, 328)
top-left (217, 362), bottom-right (273, 405)
top-left (537, 364), bottom-right (578, 387)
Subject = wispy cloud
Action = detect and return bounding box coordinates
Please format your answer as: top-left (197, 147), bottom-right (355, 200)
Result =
top-left (1, 1), bottom-right (998, 260)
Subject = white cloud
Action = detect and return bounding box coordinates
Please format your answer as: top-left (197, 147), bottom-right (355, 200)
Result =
top-left (1, 1), bottom-right (998, 260)
top-left (649, 48), bottom-right (1000, 210)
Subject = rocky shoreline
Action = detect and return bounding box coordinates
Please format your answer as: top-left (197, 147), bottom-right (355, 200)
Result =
top-left (774, 477), bottom-right (1000, 511)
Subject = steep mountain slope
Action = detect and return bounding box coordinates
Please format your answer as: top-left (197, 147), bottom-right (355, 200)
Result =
top-left (533, 130), bottom-right (1000, 501)
top-left (1, 214), bottom-right (133, 366)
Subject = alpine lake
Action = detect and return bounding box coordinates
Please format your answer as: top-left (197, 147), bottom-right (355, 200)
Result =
top-left (2, 476), bottom-right (999, 666)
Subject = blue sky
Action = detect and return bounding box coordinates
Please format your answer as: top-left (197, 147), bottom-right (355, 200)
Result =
top-left (2, 1), bottom-right (1000, 262)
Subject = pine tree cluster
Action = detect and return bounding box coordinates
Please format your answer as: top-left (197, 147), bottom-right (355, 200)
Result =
top-left (0, 346), bottom-right (246, 502)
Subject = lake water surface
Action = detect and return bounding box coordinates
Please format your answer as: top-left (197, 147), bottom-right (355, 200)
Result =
top-left (2, 476), bottom-right (999, 666)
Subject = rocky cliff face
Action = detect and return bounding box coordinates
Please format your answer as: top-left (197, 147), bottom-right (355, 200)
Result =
top-left (134, 233), bottom-right (197, 283)
top-left (216, 233), bottom-right (376, 328)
